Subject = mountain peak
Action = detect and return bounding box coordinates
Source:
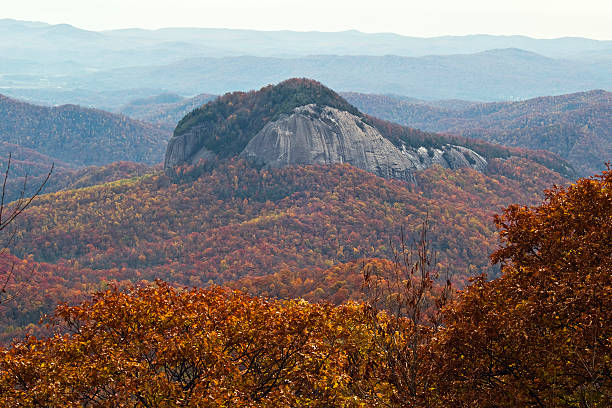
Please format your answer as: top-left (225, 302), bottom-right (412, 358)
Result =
top-left (169, 78), bottom-right (360, 163)
top-left (165, 80), bottom-right (491, 179)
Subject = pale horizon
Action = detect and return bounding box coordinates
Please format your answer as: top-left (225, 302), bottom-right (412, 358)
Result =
top-left (2, 0), bottom-right (612, 40)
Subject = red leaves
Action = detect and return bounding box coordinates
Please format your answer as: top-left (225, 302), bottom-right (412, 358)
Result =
top-left (0, 167), bottom-right (609, 406)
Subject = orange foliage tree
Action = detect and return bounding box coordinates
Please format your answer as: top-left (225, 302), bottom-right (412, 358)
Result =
top-left (0, 168), bottom-right (609, 407)
top-left (433, 166), bottom-right (611, 406)
top-left (0, 282), bottom-right (388, 407)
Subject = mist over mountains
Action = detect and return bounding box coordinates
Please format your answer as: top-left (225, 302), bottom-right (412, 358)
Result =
top-left (0, 14), bottom-right (610, 404)
top-left (1, 19), bottom-right (611, 109)
top-left (3, 18), bottom-right (612, 61)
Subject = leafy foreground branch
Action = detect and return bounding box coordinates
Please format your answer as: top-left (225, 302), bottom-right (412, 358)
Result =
top-left (0, 168), bottom-right (610, 407)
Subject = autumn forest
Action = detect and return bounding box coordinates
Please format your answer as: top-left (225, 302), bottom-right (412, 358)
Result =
top-left (0, 30), bottom-right (610, 406)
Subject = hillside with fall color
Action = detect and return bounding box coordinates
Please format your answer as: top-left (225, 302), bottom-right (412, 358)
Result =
top-left (166, 79), bottom-right (573, 178)
top-left (0, 93), bottom-right (171, 167)
top-left (0, 156), bottom-right (568, 340)
top-left (0, 166), bottom-right (609, 407)
top-left (344, 89), bottom-right (612, 176)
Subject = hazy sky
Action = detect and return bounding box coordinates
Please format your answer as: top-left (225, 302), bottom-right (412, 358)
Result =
top-left (3, 0), bottom-right (612, 39)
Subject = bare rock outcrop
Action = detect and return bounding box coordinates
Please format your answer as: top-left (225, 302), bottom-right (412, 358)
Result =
top-left (240, 105), bottom-right (487, 180)
top-left (164, 130), bottom-right (216, 169)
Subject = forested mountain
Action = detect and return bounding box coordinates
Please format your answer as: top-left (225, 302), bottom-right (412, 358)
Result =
top-left (0, 78), bottom-right (581, 341)
top-left (0, 142), bottom-right (72, 178)
top-left (168, 78), bottom-right (362, 160)
top-left (0, 161), bottom-right (157, 204)
top-left (345, 90), bottom-right (612, 176)
top-left (0, 18), bottom-right (610, 407)
top-left (1, 166), bottom-right (608, 405)
top-left (166, 79), bottom-right (573, 178)
top-left (0, 94), bottom-right (171, 167)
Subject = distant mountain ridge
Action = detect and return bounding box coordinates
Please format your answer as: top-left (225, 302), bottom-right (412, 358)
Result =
top-left (62, 50), bottom-right (612, 102)
top-left (2, 19), bottom-right (611, 62)
top-left (1, 19), bottom-right (611, 107)
top-left (344, 89), bottom-right (612, 175)
top-left (118, 92), bottom-right (216, 126)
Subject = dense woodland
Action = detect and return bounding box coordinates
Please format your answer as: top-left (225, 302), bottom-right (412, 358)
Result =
top-left (0, 160), bottom-right (156, 204)
top-left (0, 94), bottom-right (171, 167)
top-left (0, 142), bottom-right (72, 178)
top-left (0, 167), bottom-right (609, 407)
top-left (345, 90), bottom-right (612, 176)
top-left (0, 157), bottom-right (567, 341)
top-left (0, 76), bottom-right (608, 406)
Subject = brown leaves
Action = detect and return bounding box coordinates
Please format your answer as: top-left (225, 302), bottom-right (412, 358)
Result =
top-left (433, 167), bottom-right (612, 406)
top-left (0, 281), bottom-right (386, 407)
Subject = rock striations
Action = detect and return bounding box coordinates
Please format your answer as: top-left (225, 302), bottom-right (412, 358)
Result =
top-left (164, 79), bottom-right (488, 181)
top-left (240, 105), bottom-right (486, 181)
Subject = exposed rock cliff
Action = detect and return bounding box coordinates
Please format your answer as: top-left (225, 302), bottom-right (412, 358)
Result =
top-left (164, 131), bottom-right (215, 170)
top-left (163, 79), bottom-right (492, 181)
top-left (165, 78), bottom-right (363, 169)
top-left (240, 105), bottom-right (487, 180)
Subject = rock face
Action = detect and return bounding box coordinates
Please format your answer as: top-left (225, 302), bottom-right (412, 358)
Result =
top-left (164, 103), bottom-right (488, 180)
top-left (240, 105), bottom-right (487, 180)
top-left (165, 132), bottom-right (215, 170)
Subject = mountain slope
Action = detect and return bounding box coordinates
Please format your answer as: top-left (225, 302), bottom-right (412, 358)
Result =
top-left (166, 79), bottom-right (573, 178)
top-left (4, 50), bottom-right (611, 107)
top-left (0, 94), bottom-right (171, 166)
top-left (0, 142), bottom-right (71, 178)
top-left (2, 157), bottom-right (568, 340)
top-left (167, 79), bottom-right (362, 163)
top-left (3, 19), bottom-right (611, 107)
top-left (74, 50), bottom-right (612, 102)
top-left (344, 90), bottom-right (612, 175)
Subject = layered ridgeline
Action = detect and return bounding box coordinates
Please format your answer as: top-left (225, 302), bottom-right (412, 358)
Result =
top-left (0, 94), bottom-right (171, 167)
top-left (344, 90), bottom-right (612, 176)
top-left (165, 79), bottom-right (572, 180)
top-left (118, 92), bottom-right (216, 126)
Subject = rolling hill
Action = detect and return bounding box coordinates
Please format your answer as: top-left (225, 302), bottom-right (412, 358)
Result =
top-left (1, 157), bottom-right (567, 341)
top-left (2, 19), bottom-right (611, 64)
top-left (3, 19), bottom-right (611, 109)
top-left (72, 50), bottom-right (612, 103)
top-left (118, 92), bottom-right (216, 126)
top-left (0, 94), bottom-right (171, 167)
